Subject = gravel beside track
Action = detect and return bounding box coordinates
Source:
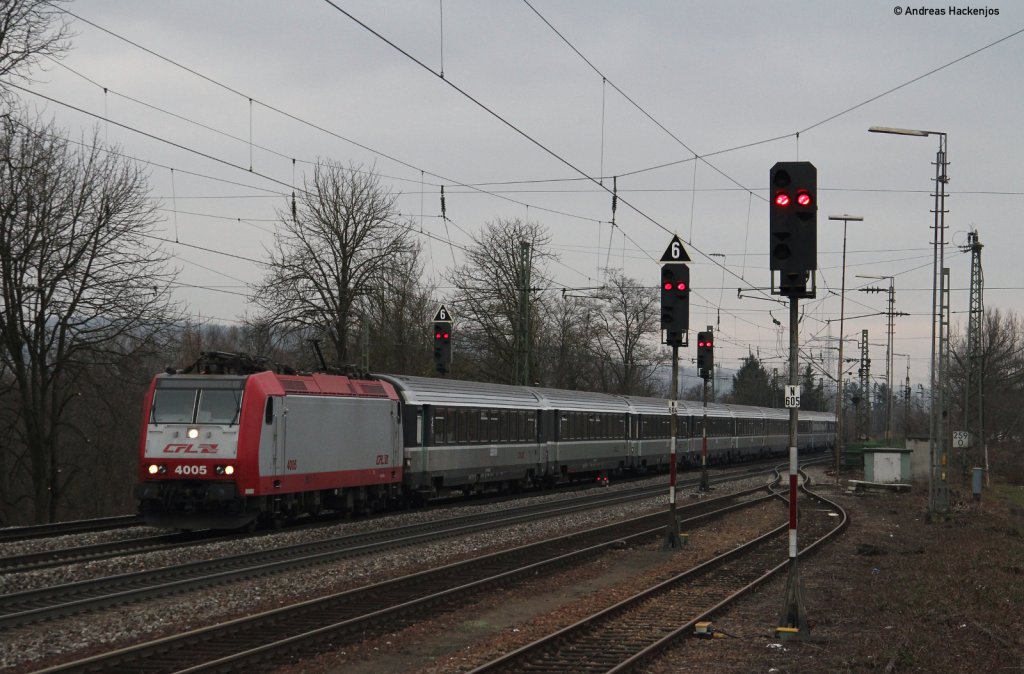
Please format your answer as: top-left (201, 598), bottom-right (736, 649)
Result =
top-left (1, 471), bottom-right (772, 671)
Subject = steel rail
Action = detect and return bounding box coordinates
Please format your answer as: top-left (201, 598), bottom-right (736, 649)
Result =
top-left (1, 468), bottom-right (774, 630)
top-left (32, 484), bottom-right (782, 673)
top-left (470, 470), bottom-right (846, 673)
top-left (0, 516), bottom-right (142, 543)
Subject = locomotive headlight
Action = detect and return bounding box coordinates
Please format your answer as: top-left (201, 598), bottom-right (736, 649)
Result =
top-left (224, 465), bottom-right (235, 475)
top-left (187, 427), bottom-right (200, 439)
top-left (148, 464), bottom-right (159, 475)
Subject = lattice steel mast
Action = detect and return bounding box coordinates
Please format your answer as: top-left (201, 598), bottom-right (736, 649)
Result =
top-left (962, 231), bottom-right (984, 476)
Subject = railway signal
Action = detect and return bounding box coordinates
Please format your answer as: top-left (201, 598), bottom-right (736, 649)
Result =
top-left (769, 162), bottom-right (815, 639)
top-left (770, 161), bottom-right (817, 298)
top-left (433, 305), bottom-right (453, 375)
top-left (660, 264), bottom-right (689, 345)
top-left (433, 324), bottom-right (452, 374)
top-left (696, 331), bottom-right (714, 379)
top-left (658, 235), bottom-right (692, 550)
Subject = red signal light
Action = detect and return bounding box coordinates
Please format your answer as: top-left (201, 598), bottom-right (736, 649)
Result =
top-left (443, 332), bottom-right (450, 339)
top-left (675, 281), bottom-right (687, 291)
top-left (663, 282), bottom-right (673, 290)
top-left (796, 191), bottom-right (812, 207)
top-left (435, 332), bottom-right (442, 339)
top-left (774, 192), bottom-right (790, 207)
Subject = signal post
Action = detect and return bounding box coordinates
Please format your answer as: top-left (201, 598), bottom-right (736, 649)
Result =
top-left (769, 161), bottom-right (817, 638)
top-left (696, 329), bottom-right (714, 491)
top-left (659, 236), bottom-right (690, 550)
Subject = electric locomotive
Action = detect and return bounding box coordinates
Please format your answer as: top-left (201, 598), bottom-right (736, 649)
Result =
top-left (136, 353), bottom-right (402, 529)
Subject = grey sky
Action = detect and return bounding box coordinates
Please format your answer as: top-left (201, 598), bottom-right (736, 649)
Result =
top-left (21, 0), bottom-right (1024, 388)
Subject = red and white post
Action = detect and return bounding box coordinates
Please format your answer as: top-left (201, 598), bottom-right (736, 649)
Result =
top-left (664, 344), bottom-right (683, 549)
top-left (777, 296), bottom-right (809, 637)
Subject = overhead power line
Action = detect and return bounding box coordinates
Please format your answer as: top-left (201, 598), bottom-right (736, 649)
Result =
top-left (47, 2), bottom-right (608, 229)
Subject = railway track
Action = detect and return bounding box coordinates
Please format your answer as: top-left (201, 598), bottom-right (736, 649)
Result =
top-left (30, 481), bottom-right (779, 673)
top-left (469, 471), bottom-right (847, 673)
top-left (0, 467), bottom-right (772, 631)
top-left (0, 530), bottom-right (227, 573)
top-left (0, 515), bottom-right (142, 544)
top-left (0, 458), bottom-right (805, 573)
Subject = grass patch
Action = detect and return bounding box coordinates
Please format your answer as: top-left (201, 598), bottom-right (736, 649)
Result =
top-left (990, 482), bottom-right (1024, 509)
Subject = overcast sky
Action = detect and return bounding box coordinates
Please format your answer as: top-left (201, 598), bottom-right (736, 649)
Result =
top-left (20, 0), bottom-right (1024, 390)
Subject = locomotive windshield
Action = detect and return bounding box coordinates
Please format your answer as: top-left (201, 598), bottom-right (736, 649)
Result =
top-left (151, 377), bottom-right (245, 425)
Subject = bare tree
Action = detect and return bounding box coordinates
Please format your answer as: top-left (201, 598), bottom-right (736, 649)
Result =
top-left (251, 162), bottom-right (415, 366)
top-left (445, 218), bottom-right (553, 383)
top-left (534, 292), bottom-right (599, 389)
top-left (0, 114), bottom-right (178, 523)
top-left (0, 0), bottom-right (71, 92)
top-left (950, 308), bottom-right (1024, 446)
top-left (361, 243), bottom-right (436, 375)
top-left (591, 270), bottom-right (660, 395)
top-left (252, 161), bottom-right (415, 362)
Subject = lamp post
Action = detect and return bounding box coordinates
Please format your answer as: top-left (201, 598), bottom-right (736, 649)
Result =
top-left (828, 214), bottom-right (863, 485)
top-left (869, 126), bottom-right (949, 515)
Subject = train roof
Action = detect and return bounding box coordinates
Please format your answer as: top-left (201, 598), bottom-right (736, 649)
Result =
top-left (378, 375), bottom-right (637, 413)
top-left (375, 374), bottom-right (544, 408)
top-left (620, 395), bottom-right (699, 415)
top-left (530, 386), bottom-right (632, 413)
top-left (375, 374), bottom-right (835, 421)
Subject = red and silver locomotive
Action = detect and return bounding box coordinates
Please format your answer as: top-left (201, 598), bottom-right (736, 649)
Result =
top-left (136, 353), bottom-right (402, 529)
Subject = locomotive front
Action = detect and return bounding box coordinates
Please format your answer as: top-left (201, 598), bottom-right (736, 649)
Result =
top-left (135, 373), bottom-right (255, 529)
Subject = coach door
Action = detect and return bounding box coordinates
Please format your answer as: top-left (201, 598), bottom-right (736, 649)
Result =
top-left (266, 396), bottom-right (287, 480)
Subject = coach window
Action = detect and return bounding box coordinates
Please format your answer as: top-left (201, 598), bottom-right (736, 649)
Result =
top-left (488, 410), bottom-right (500, 443)
top-left (464, 408), bottom-right (476, 443)
top-left (264, 398), bottom-right (274, 425)
top-left (444, 408), bottom-right (455, 444)
top-left (455, 408), bottom-right (467, 444)
top-left (475, 408), bottom-right (485, 443)
top-left (476, 409), bottom-right (487, 443)
top-left (433, 410), bottom-right (446, 445)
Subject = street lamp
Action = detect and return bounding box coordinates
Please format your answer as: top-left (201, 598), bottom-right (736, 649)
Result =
top-left (828, 214), bottom-right (863, 485)
top-left (869, 125), bottom-right (949, 515)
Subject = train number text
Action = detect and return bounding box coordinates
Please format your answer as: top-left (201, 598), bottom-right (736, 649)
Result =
top-left (174, 465), bottom-right (208, 476)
